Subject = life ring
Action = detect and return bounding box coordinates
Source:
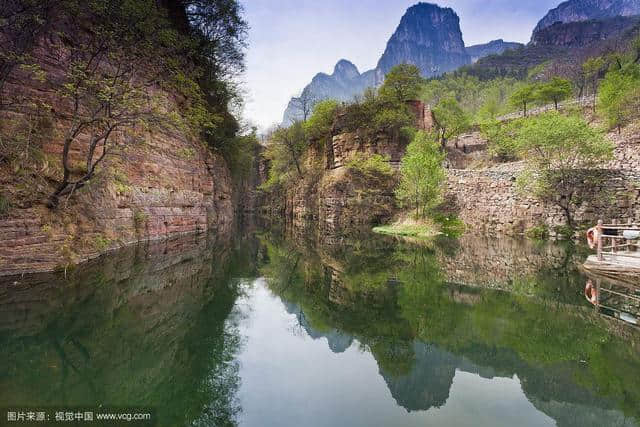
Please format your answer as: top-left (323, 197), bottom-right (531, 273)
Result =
top-left (585, 280), bottom-right (598, 305)
top-left (586, 227), bottom-right (600, 250)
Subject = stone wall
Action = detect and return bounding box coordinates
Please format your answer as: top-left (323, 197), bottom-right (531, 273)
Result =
top-left (445, 167), bottom-right (640, 236)
top-left (0, 26), bottom-right (234, 275)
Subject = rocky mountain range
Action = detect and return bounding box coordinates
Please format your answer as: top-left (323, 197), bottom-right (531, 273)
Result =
top-left (283, 2), bottom-right (488, 124)
top-left (466, 39), bottom-right (524, 63)
top-left (283, 0), bottom-right (640, 124)
top-left (532, 0), bottom-right (640, 39)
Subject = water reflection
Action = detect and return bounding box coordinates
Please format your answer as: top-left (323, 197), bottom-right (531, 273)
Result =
top-left (0, 228), bottom-right (639, 426)
top-left (0, 233), bottom-right (258, 426)
top-left (585, 277), bottom-right (640, 327)
top-left (258, 231), bottom-right (640, 426)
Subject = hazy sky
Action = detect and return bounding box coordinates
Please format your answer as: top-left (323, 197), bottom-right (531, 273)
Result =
top-left (241, 0), bottom-right (561, 130)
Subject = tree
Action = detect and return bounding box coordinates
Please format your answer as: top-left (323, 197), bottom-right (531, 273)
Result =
top-left (509, 83), bottom-right (538, 117)
top-left (379, 64), bottom-right (423, 104)
top-left (508, 112), bottom-right (613, 228)
top-left (598, 65), bottom-right (640, 132)
top-left (290, 90), bottom-right (316, 121)
top-left (431, 97), bottom-right (470, 148)
top-left (304, 99), bottom-right (338, 141)
top-left (582, 56), bottom-right (606, 111)
top-left (536, 77), bottom-right (573, 110)
top-left (396, 131), bottom-right (445, 218)
top-left (262, 121), bottom-right (307, 189)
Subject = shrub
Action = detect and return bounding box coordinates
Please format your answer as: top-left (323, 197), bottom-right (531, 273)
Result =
top-left (346, 153), bottom-right (394, 178)
top-left (525, 225), bottom-right (549, 240)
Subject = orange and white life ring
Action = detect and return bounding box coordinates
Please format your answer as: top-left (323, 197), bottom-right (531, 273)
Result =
top-left (586, 227), bottom-right (600, 250)
top-left (585, 280), bottom-right (598, 305)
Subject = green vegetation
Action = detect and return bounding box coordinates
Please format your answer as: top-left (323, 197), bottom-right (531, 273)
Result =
top-left (525, 224), bottom-right (549, 240)
top-left (431, 97), bottom-right (470, 147)
top-left (395, 131), bottom-right (445, 218)
top-left (509, 83), bottom-right (539, 117)
top-left (372, 219), bottom-right (437, 239)
top-left (421, 74), bottom-right (520, 121)
top-left (258, 232), bottom-right (640, 421)
top-left (378, 64), bottom-right (423, 103)
top-left (491, 112), bottom-right (613, 228)
top-left (304, 99), bottom-right (340, 142)
top-left (346, 153), bottom-right (394, 178)
top-left (93, 234), bottom-right (111, 251)
top-left (260, 122), bottom-right (307, 190)
top-left (598, 62), bottom-right (640, 132)
top-left (536, 77), bottom-right (573, 110)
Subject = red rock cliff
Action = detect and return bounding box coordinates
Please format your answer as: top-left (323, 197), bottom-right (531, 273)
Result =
top-left (0, 27), bottom-right (234, 275)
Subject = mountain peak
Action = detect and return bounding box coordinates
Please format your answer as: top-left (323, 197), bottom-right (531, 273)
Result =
top-left (333, 59), bottom-right (360, 79)
top-left (376, 2), bottom-right (469, 78)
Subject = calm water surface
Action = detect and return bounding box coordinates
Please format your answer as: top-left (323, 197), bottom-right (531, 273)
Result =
top-left (1, 230), bottom-right (639, 426)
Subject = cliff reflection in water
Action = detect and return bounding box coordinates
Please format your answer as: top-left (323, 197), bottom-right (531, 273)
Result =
top-left (0, 233), bottom-right (259, 426)
top-left (1, 228), bottom-right (639, 427)
top-left (260, 231), bottom-right (640, 426)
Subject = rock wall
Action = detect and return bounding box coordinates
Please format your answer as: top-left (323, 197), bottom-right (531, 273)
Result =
top-left (0, 27), bottom-right (234, 275)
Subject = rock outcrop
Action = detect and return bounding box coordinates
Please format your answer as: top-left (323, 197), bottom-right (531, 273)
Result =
top-left (532, 0), bottom-right (640, 40)
top-left (466, 39), bottom-right (524, 63)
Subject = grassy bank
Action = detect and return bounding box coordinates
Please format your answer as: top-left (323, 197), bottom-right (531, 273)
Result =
top-left (373, 218), bottom-right (438, 239)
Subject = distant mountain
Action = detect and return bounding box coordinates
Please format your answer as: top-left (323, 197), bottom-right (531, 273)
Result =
top-left (283, 2), bottom-right (475, 125)
top-left (466, 39), bottom-right (524, 63)
top-left (532, 15), bottom-right (639, 46)
top-left (466, 16), bottom-right (640, 80)
top-left (282, 60), bottom-right (376, 125)
top-left (375, 2), bottom-right (470, 79)
top-left (532, 0), bottom-right (640, 40)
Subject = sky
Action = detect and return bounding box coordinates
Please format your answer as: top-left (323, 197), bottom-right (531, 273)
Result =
top-left (240, 0), bottom-right (561, 130)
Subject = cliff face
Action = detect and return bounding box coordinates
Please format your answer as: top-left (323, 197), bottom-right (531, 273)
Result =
top-left (466, 39), bottom-right (524, 63)
top-left (532, 0), bottom-right (640, 40)
top-left (0, 27), bottom-right (234, 275)
top-left (270, 102), bottom-right (433, 239)
top-left (376, 2), bottom-right (469, 79)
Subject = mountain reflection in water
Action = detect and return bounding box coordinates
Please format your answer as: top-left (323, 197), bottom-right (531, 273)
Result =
top-left (0, 229), bottom-right (638, 427)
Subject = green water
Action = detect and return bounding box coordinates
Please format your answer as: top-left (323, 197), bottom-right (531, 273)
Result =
top-left (1, 230), bottom-right (639, 426)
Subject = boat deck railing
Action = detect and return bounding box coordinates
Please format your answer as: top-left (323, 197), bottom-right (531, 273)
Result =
top-left (595, 219), bottom-right (640, 262)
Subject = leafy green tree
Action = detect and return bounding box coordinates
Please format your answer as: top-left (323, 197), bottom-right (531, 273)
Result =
top-left (304, 99), bottom-right (339, 141)
top-left (396, 131), bottom-right (445, 218)
top-left (509, 83), bottom-right (538, 117)
top-left (536, 77), bottom-right (573, 110)
top-left (582, 56), bottom-right (606, 111)
top-left (509, 112), bottom-right (613, 228)
top-left (598, 65), bottom-right (640, 132)
top-left (261, 122), bottom-right (307, 190)
top-left (431, 98), bottom-right (470, 148)
top-left (379, 64), bottom-right (423, 104)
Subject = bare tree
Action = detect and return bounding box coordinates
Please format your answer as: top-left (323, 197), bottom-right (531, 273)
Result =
top-left (290, 90), bottom-right (316, 121)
